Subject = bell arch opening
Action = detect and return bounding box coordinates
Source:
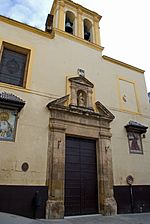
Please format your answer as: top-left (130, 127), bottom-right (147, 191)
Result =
top-left (65, 11), bottom-right (75, 35)
top-left (83, 19), bottom-right (93, 42)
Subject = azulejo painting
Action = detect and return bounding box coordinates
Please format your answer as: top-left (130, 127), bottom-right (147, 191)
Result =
top-left (0, 109), bottom-right (17, 141)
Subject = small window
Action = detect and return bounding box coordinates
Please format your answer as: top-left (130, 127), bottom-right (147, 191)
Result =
top-left (0, 42), bottom-right (30, 87)
top-left (125, 121), bottom-right (148, 154)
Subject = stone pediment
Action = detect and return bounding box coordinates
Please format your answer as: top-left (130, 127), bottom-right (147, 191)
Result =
top-left (95, 101), bottom-right (115, 120)
top-left (47, 95), bottom-right (115, 121)
top-left (68, 76), bottom-right (94, 110)
top-left (69, 76), bottom-right (94, 88)
top-left (47, 77), bottom-right (114, 121)
top-left (47, 95), bottom-right (69, 108)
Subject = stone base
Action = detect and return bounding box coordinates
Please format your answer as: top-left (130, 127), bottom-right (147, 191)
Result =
top-left (46, 200), bottom-right (64, 219)
top-left (103, 197), bottom-right (117, 215)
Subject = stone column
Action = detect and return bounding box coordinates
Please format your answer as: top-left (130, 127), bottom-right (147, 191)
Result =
top-left (58, 0), bottom-right (65, 30)
top-left (46, 122), bottom-right (66, 219)
top-left (97, 125), bottom-right (117, 215)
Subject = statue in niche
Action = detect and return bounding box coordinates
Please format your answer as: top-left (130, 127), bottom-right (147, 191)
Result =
top-left (77, 91), bottom-right (86, 107)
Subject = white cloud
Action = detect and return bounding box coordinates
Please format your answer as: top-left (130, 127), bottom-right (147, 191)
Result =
top-left (0, 0), bottom-right (52, 29)
top-left (8, 4), bottom-right (32, 22)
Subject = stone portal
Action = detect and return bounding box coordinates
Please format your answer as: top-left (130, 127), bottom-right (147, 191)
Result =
top-left (46, 76), bottom-right (117, 218)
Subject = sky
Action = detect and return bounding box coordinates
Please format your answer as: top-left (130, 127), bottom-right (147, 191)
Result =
top-left (0, 0), bottom-right (150, 92)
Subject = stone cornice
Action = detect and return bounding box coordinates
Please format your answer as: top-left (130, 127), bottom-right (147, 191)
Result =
top-left (51, 0), bottom-right (102, 20)
top-left (47, 96), bottom-right (115, 123)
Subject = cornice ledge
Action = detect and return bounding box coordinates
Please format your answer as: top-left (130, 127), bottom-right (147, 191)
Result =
top-left (0, 15), bottom-right (55, 40)
top-left (54, 28), bottom-right (104, 51)
top-left (102, 55), bottom-right (145, 73)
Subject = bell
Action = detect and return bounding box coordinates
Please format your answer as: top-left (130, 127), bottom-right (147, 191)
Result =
top-left (84, 32), bottom-right (90, 41)
top-left (65, 21), bottom-right (73, 34)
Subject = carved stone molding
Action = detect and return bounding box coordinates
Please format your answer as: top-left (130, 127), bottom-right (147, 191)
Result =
top-left (95, 101), bottom-right (115, 121)
top-left (68, 76), bottom-right (94, 110)
top-left (46, 93), bottom-right (116, 218)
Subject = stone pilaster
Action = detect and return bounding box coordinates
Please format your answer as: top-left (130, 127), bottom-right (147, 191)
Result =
top-left (98, 127), bottom-right (117, 215)
top-left (94, 16), bottom-right (100, 45)
top-left (77, 8), bottom-right (83, 38)
top-left (70, 83), bottom-right (77, 106)
top-left (58, 0), bottom-right (65, 30)
top-left (46, 122), bottom-right (66, 219)
top-left (87, 88), bottom-right (93, 109)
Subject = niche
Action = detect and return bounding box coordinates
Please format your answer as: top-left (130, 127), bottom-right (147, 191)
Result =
top-left (77, 90), bottom-right (87, 107)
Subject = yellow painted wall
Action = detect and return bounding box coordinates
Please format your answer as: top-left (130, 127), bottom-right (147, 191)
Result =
top-left (0, 86), bottom-right (50, 185)
top-left (0, 18), bottom-right (150, 186)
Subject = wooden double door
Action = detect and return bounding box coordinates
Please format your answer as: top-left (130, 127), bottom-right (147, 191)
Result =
top-left (65, 137), bottom-right (98, 216)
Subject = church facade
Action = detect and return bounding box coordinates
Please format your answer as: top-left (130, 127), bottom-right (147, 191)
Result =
top-left (0, 0), bottom-right (150, 219)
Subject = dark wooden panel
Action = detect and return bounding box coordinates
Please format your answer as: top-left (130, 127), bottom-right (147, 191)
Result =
top-left (65, 137), bottom-right (98, 216)
top-left (0, 185), bottom-right (48, 218)
top-left (0, 48), bottom-right (27, 86)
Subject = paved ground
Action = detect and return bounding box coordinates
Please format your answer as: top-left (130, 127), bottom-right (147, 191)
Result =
top-left (40, 213), bottom-right (150, 224)
top-left (0, 212), bottom-right (41, 224)
top-left (1, 212), bottom-right (150, 224)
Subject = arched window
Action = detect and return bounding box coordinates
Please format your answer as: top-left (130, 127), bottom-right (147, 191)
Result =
top-left (65, 11), bottom-right (75, 35)
top-left (83, 19), bottom-right (93, 42)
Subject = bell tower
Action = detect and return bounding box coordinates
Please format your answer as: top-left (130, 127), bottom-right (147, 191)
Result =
top-left (50, 0), bottom-right (102, 46)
